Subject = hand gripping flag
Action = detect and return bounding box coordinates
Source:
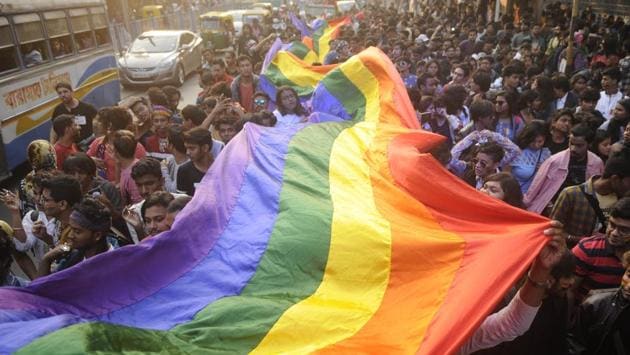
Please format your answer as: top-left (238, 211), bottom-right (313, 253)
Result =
top-left (0, 47), bottom-right (548, 354)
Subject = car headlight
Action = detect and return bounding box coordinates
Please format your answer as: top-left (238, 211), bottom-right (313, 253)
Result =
top-left (158, 58), bottom-right (176, 69)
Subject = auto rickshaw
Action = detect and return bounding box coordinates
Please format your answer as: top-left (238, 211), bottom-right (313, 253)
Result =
top-left (252, 3), bottom-right (273, 14)
top-left (243, 8), bottom-right (269, 22)
top-left (141, 5), bottom-right (164, 18)
top-left (199, 11), bottom-right (234, 51)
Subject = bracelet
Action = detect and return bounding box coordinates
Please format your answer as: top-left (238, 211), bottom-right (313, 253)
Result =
top-left (11, 227), bottom-right (23, 231)
top-left (527, 271), bottom-right (548, 289)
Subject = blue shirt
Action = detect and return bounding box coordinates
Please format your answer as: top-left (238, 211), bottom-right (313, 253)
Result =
top-left (511, 147), bottom-right (551, 193)
top-left (402, 74), bottom-right (418, 89)
top-left (495, 116), bottom-right (524, 143)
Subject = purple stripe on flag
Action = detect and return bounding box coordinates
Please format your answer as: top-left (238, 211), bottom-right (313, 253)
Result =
top-left (260, 37), bottom-right (284, 75)
top-left (310, 18), bottom-right (325, 30)
top-left (311, 85), bottom-right (352, 120)
top-left (259, 75), bottom-right (279, 105)
top-left (289, 12), bottom-right (311, 37)
top-left (0, 311), bottom-right (85, 354)
top-left (100, 123), bottom-right (301, 329)
top-left (0, 123), bottom-right (303, 352)
top-left (307, 112), bottom-right (348, 124)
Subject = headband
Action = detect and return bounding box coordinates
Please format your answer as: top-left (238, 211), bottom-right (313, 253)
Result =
top-left (70, 210), bottom-right (111, 233)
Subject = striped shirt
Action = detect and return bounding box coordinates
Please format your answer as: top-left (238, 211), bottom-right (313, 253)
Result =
top-left (572, 234), bottom-right (624, 299)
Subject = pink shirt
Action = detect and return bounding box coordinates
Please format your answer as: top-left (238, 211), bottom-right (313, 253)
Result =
top-left (524, 149), bottom-right (604, 213)
top-left (458, 290), bottom-right (539, 354)
top-left (119, 159), bottom-right (142, 206)
top-left (87, 137), bottom-right (147, 182)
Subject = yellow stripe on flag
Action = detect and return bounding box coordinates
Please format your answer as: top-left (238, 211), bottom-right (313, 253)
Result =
top-left (252, 56), bottom-right (391, 354)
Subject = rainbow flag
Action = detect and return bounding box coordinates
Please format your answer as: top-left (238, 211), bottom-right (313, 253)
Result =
top-left (303, 16), bottom-right (351, 63)
top-left (259, 39), bottom-right (333, 103)
top-left (0, 47), bottom-right (548, 354)
top-left (289, 12), bottom-right (312, 37)
top-left (260, 52), bottom-right (336, 103)
top-left (285, 41), bottom-right (319, 64)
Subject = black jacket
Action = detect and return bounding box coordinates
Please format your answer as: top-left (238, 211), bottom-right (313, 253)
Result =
top-left (568, 288), bottom-right (630, 355)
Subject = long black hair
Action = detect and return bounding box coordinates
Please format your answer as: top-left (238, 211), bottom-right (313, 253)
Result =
top-left (275, 86), bottom-right (307, 116)
top-left (516, 120), bottom-right (547, 150)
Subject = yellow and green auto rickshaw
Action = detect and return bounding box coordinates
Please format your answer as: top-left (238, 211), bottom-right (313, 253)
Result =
top-left (141, 5), bottom-right (164, 18)
top-left (241, 9), bottom-right (269, 31)
top-left (252, 3), bottom-right (273, 14)
top-left (199, 11), bottom-right (234, 51)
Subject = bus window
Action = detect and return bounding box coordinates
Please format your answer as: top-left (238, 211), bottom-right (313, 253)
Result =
top-left (90, 7), bottom-right (110, 46)
top-left (70, 9), bottom-right (95, 51)
top-left (14, 13), bottom-right (49, 67)
top-left (44, 11), bottom-right (73, 58)
top-left (0, 17), bottom-right (19, 73)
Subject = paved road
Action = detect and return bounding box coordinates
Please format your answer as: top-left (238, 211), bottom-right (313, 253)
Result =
top-left (0, 72), bottom-right (202, 223)
top-left (121, 71), bottom-right (201, 107)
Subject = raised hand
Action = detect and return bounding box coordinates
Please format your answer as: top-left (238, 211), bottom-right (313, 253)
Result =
top-left (122, 206), bottom-right (143, 230)
top-left (0, 189), bottom-right (20, 212)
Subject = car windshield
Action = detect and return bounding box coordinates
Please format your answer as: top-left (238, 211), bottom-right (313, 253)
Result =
top-left (201, 19), bottom-right (222, 30)
top-left (243, 15), bottom-right (261, 24)
top-left (130, 35), bottom-right (177, 53)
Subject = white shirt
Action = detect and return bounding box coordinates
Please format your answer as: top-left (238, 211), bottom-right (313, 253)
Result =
top-left (273, 110), bottom-right (305, 127)
top-left (13, 211), bottom-right (56, 263)
top-left (595, 90), bottom-right (623, 120)
top-left (555, 92), bottom-right (568, 110)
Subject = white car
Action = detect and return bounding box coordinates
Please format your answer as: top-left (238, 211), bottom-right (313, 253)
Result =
top-left (118, 30), bottom-right (203, 88)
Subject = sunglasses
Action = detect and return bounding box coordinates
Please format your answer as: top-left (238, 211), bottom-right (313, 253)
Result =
top-left (254, 99), bottom-right (267, 105)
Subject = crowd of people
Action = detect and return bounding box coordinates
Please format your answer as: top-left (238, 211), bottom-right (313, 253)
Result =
top-left (1, 1), bottom-right (630, 353)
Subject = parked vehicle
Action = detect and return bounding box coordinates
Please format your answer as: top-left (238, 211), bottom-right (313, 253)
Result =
top-left (252, 2), bottom-right (273, 13)
top-left (0, 0), bottom-right (120, 180)
top-left (226, 9), bottom-right (268, 36)
top-left (199, 11), bottom-right (234, 51)
top-left (117, 30), bottom-right (202, 88)
top-left (141, 5), bottom-right (165, 18)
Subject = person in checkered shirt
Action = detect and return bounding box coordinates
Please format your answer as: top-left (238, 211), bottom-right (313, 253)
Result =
top-left (551, 147), bottom-right (630, 245)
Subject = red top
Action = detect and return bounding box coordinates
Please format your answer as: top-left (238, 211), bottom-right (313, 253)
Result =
top-left (239, 81), bottom-right (255, 113)
top-left (54, 142), bottom-right (79, 169)
top-left (213, 73), bottom-right (234, 87)
top-left (145, 135), bottom-right (169, 153)
top-left (572, 234), bottom-right (625, 300)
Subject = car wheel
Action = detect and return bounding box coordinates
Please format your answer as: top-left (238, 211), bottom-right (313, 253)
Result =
top-left (174, 64), bottom-right (185, 87)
